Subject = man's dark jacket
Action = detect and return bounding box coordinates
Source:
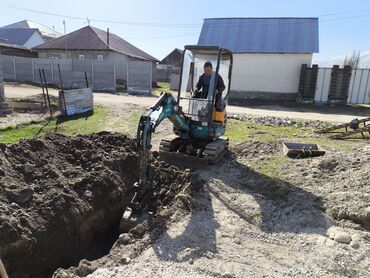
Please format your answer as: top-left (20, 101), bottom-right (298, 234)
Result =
top-left (194, 73), bottom-right (225, 99)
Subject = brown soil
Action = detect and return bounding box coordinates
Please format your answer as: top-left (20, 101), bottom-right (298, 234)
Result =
top-left (232, 141), bottom-right (281, 159)
top-left (0, 132), bottom-right (202, 278)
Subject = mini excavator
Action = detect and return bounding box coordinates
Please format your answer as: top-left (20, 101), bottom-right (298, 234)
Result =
top-left (128, 45), bottom-right (233, 214)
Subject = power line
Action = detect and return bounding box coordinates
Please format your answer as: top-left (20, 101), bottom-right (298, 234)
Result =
top-left (2, 4), bottom-right (370, 40)
top-left (318, 9), bottom-right (370, 17)
top-left (124, 32), bottom-right (199, 40)
top-left (1, 4), bottom-right (202, 28)
top-left (320, 14), bottom-right (370, 22)
top-left (2, 3), bottom-right (370, 29)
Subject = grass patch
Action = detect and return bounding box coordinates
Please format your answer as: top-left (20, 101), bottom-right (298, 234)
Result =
top-left (226, 119), bottom-right (304, 143)
top-left (152, 82), bottom-right (177, 96)
top-left (242, 156), bottom-right (290, 178)
top-left (106, 109), bottom-right (143, 138)
top-left (0, 106), bottom-right (108, 143)
top-left (226, 119), bottom-right (369, 152)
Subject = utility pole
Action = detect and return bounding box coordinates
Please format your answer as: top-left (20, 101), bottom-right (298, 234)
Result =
top-left (63, 20), bottom-right (67, 58)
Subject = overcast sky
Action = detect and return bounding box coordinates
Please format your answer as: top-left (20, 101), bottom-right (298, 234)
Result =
top-left (0, 0), bottom-right (369, 61)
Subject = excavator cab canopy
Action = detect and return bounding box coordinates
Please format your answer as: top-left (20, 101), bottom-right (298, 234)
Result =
top-left (177, 45), bottom-right (233, 123)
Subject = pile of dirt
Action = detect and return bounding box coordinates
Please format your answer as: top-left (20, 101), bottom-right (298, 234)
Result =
top-left (231, 141), bottom-right (370, 231)
top-left (0, 132), bottom-right (202, 278)
top-left (231, 141), bottom-right (281, 159)
top-left (13, 94), bottom-right (59, 106)
top-left (297, 153), bottom-right (370, 230)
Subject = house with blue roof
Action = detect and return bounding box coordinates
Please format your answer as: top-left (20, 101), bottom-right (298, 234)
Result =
top-left (198, 17), bottom-right (319, 101)
top-left (0, 28), bottom-right (44, 48)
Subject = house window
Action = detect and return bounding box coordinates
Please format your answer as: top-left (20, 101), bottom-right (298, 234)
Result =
top-left (97, 55), bottom-right (104, 61)
top-left (79, 55), bottom-right (85, 61)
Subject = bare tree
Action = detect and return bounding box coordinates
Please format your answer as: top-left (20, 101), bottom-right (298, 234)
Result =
top-left (343, 50), bottom-right (361, 68)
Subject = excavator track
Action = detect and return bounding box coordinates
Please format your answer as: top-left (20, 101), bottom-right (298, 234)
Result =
top-left (203, 136), bottom-right (229, 164)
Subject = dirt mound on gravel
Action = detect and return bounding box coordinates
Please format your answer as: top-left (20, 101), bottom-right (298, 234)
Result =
top-left (0, 132), bottom-right (203, 278)
top-left (284, 152), bottom-right (370, 230)
top-left (231, 141), bottom-right (281, 159)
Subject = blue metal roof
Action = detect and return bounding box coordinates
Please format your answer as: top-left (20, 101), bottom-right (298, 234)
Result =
top-left (198, 18), bottom-right (319, 54)
top-left (0, 28), bottom-right (39, 46)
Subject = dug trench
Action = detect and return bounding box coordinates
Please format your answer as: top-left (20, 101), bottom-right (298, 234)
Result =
top-left (0, 132), bottom-right (202, 277)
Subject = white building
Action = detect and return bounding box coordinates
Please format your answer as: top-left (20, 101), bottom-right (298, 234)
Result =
top-left (198, 17), bottom-right (319, 102)
top-left (2, 20), bottom-right (62, 42)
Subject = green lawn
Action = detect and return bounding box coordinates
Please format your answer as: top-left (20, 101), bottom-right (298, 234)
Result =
top-left (0, 105), bottom-right (146, 144)
top-left (226, 118), bottom-right (369, 177)
top-left (1, 106), bottom-right (368, 178)
top-left (226, 118), bottom-right (368, 151)
top-left (152, 82), bottom-right (177, 96)
top-left (0, 106), bottom-right (109, 143)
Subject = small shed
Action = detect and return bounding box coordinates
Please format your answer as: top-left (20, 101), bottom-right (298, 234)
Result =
top-left (198, 17), bottom-right (319, 102)
top-left (157, 48), bottom-right (183, 82)
top-left (0, 43), bottom-right (38, 58)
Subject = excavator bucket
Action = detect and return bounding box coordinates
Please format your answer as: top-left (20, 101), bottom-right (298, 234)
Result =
top-left (159, 151), bottom-right (209, 169)
top-left (159, 136), bottom-right (228, 169)
top-left (282, 142), bottom-right (325, 158)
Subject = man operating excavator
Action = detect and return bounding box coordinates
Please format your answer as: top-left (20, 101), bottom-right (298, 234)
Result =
top-left (192, 61), bottom-right (226, 111)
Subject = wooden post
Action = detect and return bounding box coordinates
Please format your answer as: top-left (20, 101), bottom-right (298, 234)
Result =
top-left (42, 69), bottom-right (53, 116)
top-left (38, 69), bottom-right (47, 109)
top-left (57, 64), bottom-right (68, 116)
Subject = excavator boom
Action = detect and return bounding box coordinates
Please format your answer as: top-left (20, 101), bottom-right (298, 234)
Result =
top-left (130, 93), bottom-right (188, 213)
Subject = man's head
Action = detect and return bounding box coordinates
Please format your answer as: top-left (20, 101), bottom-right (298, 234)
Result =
top-left (203, 61), bottom-right (213, 76)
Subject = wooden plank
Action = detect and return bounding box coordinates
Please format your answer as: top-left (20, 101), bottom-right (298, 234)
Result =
top-left (316, 117), bottom-right (370, 133)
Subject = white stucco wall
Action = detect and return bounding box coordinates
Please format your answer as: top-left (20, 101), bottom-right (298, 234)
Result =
top-left (231, 53), bottom-right (313, 94)
top-left (23, 32), bottom-right (45, 48)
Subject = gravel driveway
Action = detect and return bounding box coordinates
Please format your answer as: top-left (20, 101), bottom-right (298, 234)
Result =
top-left (4, 84), bottom-right (368, 123)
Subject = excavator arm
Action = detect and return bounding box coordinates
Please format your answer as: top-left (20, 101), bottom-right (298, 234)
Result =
top-left (130, 92), bottom-right (189, 213)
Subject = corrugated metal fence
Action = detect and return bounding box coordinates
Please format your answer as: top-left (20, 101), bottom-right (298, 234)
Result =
top-left (347, 69), bottom-right (370, 104)
top-left (1, 55), bottom-right (152, 93)
top-left (315, 68), bottom-right (370, 104)
top-left (300, 64), bottom-right (370, 105)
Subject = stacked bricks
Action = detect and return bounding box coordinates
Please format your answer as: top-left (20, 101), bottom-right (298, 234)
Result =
top-left (328, 65), bottom-right (352, 104)
top-left (297, 64), bottom-right (318, 103)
